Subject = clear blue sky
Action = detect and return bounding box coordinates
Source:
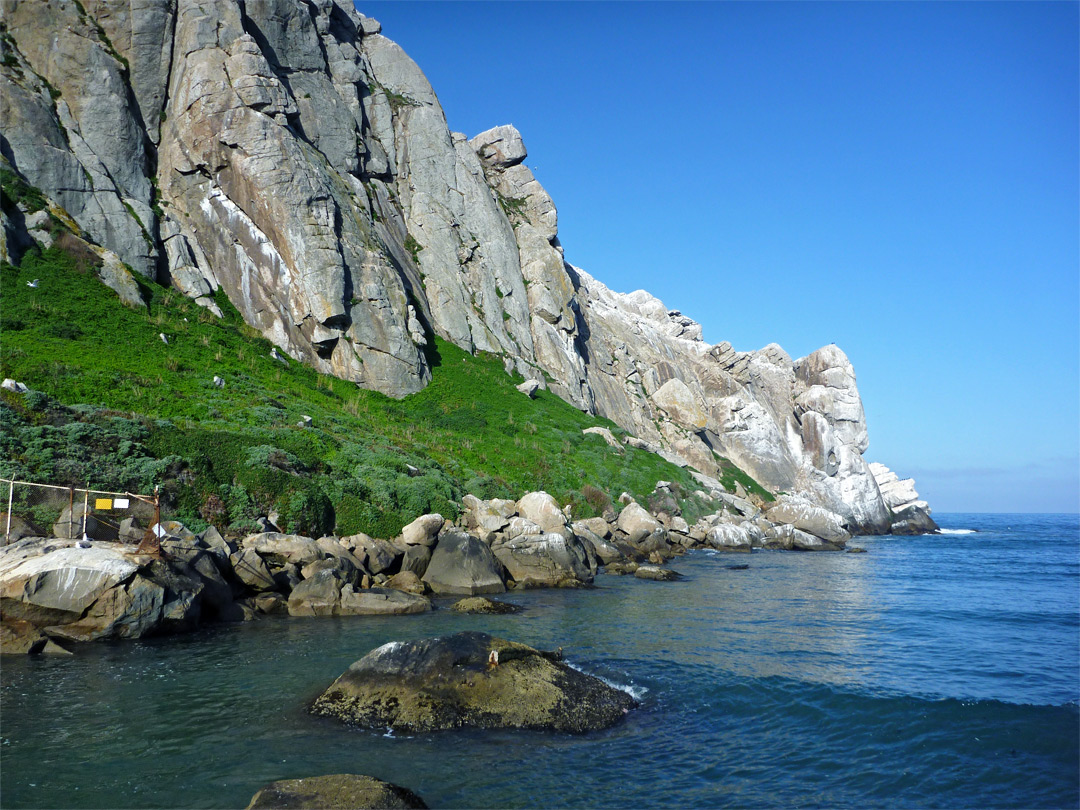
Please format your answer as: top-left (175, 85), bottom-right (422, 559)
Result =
top-left (359, 1), bottom-right (1079, 514)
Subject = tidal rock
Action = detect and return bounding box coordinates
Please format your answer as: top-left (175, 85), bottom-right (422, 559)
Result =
top-left (450, 596), bottom-right (521, 614)
top-left (763, 524), bottom-right (844, 552)
top-left (310, 631), bottom-right (637, 732)
top-left (243, 533), bottom-right (324, 567)
top-left (421, 530), bottom-right (505, 595)
top-left (492, 532), bottom-right (593, 588)
top-left (246, 774), bottom-right (428, 810)
top-left (288, 572), bottom-right (430, 617)
top-left (571, 525), bottom-right (625, 565)
top-left (633, 565), bottom-right (681, 581)
top-left (705, 524), bottom-right (753, 552)
top-left (765, 495), bottom-right (851, 546)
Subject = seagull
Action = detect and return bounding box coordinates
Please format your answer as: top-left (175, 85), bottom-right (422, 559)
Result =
top-left (26, 279), bottom-right (39, 288)
top-left (159, 333), bottom-right (169, 345)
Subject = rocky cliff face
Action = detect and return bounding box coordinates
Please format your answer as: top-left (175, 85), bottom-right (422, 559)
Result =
top-left (0, 0), bottom-right (929, 533)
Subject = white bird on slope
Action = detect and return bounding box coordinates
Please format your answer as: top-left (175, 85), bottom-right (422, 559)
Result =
top-left (26, 279), bottom-right (39, 288)
top-left (159, 333), bottom-right (169, 345)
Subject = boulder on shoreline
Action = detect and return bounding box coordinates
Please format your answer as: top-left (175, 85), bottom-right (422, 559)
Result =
top-left (310, 631), bottom-right (637, 733)
top-left (246, 774), bottom-right (427, 810)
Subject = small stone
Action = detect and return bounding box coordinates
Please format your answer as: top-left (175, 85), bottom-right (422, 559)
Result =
top-left (516, 379), bottom-right (540, 398)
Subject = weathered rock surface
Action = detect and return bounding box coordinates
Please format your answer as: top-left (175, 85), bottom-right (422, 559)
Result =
top-left (421, 530), bottom-right (505, 595)
top-left (246, 774), bottom-right (428, 810)
top-left (450, 596), bottom-right (521, 614)
top-left (310, 631), bottom-right (636, 732)
top-left (0, 0), bottom-right (929, 528)
top-left (870, 462), bottom-right (939, 535)
top-left (492, 532), bottom-right (594, 588)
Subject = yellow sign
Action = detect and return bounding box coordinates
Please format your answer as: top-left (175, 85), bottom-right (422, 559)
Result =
top-left (95, 498), bottom-right (113, 510)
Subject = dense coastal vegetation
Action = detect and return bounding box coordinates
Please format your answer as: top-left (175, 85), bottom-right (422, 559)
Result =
top-left (0, 237), bottom-right (769, 539)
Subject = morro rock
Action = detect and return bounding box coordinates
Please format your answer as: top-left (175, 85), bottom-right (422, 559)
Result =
top-left (310, 631), bottom-right (636, 732)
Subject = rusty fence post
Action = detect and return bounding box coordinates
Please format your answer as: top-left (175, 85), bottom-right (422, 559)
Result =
top-left (5, 480), bottom-right (13, 543)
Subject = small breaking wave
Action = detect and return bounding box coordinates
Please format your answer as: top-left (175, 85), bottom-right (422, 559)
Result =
top-left (939, 529), bottom-right (977, 535)
top-left (566, 661), bottom-right (649, 700)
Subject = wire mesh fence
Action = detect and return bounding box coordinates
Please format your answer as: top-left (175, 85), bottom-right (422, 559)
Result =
top-left (2, 478), bottom-right (160, 551)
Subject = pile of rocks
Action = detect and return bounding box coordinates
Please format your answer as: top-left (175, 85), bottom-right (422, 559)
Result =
top-left (0, 482), bottom-right (867, 653)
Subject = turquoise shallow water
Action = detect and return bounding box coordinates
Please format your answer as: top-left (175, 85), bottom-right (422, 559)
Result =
top-left (2, 513), bottom-right (1077, 809)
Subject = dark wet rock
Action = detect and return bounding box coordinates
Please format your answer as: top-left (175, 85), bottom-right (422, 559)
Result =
top-left (725, 564), bottom-right (751, 570)
top-left (246, 773), bottom-right (427, 809)
top-left (633, 565), bottom-right (681, 582)
top-left (450, 597), bottom-right (521, 614)
top-left (0, 514), bottom-right (46, 545)
top-left (310, 631), bottom-right (636, 733)
top-left (421, 531), bottom-right (505, 595)
top-left (846, 546), bottom-right (868, 553)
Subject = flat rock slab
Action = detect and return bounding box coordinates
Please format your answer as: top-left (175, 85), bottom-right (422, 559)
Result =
top-left (633, 565), bottom-right (681, 581)
top-left (310, 631), bottom-right (636, 733)
top-left (449, 597), bottom-right (521, 614)
top-left (246, 774), bottom-right (427, 809)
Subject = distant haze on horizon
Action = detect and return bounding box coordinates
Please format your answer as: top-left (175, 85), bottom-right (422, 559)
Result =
top-left (359, 1), bottom-right (1079, 515)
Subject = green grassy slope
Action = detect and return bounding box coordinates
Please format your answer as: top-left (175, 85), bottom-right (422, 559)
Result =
top-left (0, 235), bottom-right (769, 538)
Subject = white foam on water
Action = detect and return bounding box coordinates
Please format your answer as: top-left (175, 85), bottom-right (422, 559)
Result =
top-left (939, 529), bottom-right (977, 535)
top-left (566, 661), bottom-right (648, 700)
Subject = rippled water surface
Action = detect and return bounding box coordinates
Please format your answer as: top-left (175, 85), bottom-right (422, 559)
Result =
top-left (2, 513), bottom-right (1077, 808)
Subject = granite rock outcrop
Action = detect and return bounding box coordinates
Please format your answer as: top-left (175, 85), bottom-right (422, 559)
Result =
top-left (0, 0), bottom-right (931, 530)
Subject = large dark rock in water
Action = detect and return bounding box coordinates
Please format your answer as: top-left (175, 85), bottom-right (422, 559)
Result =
top-left (310, 631), bottom-right (637, 733)
top-left (246, 774), bottom-right (427, 809)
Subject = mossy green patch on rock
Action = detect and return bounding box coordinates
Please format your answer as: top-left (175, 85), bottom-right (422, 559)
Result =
top-left (246, 774), bottom-right (427, 810)
top-left (310, 631), bottom-right (636, 733)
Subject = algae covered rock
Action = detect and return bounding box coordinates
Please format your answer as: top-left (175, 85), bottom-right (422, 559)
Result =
top-left (450, 596), bottom-right (521, 614)
top-left (246, 773), bottom-right (427, 809)
top-left (310, 631), bottom-right (636, 733)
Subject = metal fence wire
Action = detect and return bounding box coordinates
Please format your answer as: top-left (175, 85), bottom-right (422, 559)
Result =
top-left (2, 478), bottom-right (161, 552)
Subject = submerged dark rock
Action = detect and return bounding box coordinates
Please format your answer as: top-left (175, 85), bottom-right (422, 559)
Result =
top-left (246, 774), bottom-right (427, 810)
top-left (310, 631), bottom-right (637, 733)
top-left (450, 596), bottom-right (521, 614)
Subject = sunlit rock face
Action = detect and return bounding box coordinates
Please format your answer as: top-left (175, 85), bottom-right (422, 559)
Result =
top-left (0, 0), bottom-right (919, 529)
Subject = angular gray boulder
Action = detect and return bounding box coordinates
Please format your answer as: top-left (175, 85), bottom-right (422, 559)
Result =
top-left (421, 530), bottom-right (505, 595)
top-left (246, 774), bottom-right (427, 810)
top-left (310, 631), bottom-right (637, 732)
top-left (492, 532), bottom-right (593, 588)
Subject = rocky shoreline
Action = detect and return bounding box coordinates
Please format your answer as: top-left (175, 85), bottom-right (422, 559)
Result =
top-left (0, 480), bottom-right (927, 654)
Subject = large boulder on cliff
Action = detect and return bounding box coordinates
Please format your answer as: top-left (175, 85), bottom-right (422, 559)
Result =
top-left (246, 774), bottom-right (428, 810)
top-left (421, 530), bottom-right (505, 595)
top-left (310, 631), bottom-right (637, 732)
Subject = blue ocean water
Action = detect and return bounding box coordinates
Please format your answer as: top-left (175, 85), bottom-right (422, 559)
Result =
top-left (1, 513), bottom-right (1077, 809)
